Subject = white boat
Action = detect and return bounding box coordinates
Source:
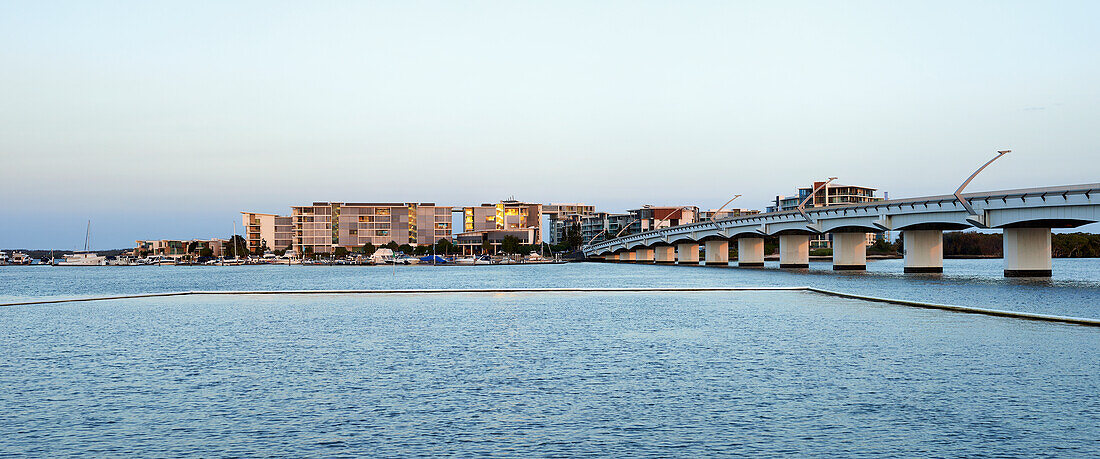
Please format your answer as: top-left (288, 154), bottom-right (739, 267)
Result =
top-left (453, 256), bottom-right (476, 265)
top-left (369, 248), bottom-right (396, 264)
top-left (0, 251), bottom-right (8, 265)
top-left (10, 252), bottom-right (32, 265)
top-left (474, 255), bottom-right (494, 265)
top-left (57, 221), bottom-right (105, 266)
top-left (395, 255), bottom-right (420, 265)
top-left (57, 252), bottom-right (106, 266)
top-left (107, 256), bottom-right (137, 266)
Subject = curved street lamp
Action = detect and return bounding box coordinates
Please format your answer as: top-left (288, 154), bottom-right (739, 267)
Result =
top-left (955, 150), bottom-right (1010, 227)
top-left (797, 177), bottom-right (838, 223)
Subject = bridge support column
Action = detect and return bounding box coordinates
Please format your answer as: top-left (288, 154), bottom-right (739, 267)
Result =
top-left (779, 235), bottom-right (809, 268)
top-left (654, 246), bottom-right (675, 264)
top-left (737, 237), bottom-right (764, 267)
top-left (832, 233), bottom-right (867, 270)
top-left (1004, 227), bottom-right (1052, 277)
top-left (903, 230), bottom-right (943, 273)
top-left (606, 253), bottom-right (619, 262)
top-left (636, 248), bottom-right (654, 263)
top-left (704, 240), bottom-right (729, 266)
top-left (620, 251), bottom-right (635, 262)
top-left (677, 243), bottom-right (699, 264)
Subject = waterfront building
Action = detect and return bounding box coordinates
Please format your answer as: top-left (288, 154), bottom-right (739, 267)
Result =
top-left (291, 202), bottom-right (452, 255)
top-left (134, 239), bottom-right (226, 258)
top-left (241, 212), bottom-right (293, 253)
top-left (544, 203), bottom-right (597, 246)
top-left (630, 205), bottom-right (700, 232)
top-left (700, 208), bottom-right (761, 221)
top-left (454, 228), bottom-right (539, 255)
top-left (579, 212), bottom-right (634, 246)
top-left (765, 182), bottom-right (885, 248)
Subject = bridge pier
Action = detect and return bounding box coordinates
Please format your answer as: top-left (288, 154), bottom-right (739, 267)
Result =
top-left (606, 253), bottom-right (619, 262)
top-left (654, 246), bottom-right (675, 264)
top-left (620, 251), bottom-right (636, 262)
top-left (902, 230), bottom-right (943, 273)
top-left (779, 235), bottom-right (809, 268)
top-left (1004, 227), bottom-right (1052, 277)
top-left (737, 237), bottom-right (764, 267)
top-left (704, 240), bottom-right (729, 266)
top-left (677, 243), bottom-right (699, 264)
top-left (636, 248), bottom-right (654, 263)
top-left (832, 232), bottom-right (866, 270)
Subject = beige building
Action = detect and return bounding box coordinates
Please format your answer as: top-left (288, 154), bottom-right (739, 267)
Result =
top-left (135, 239), bottom-right (226, 258)
top-left (463, 199), bottom-right (544, 238)
top-left (241, 212), bottom-right (293, 253)
top-left (292, 202), bottom-right (452, 254)
top-left (700, 208), bottom-right (761, 221)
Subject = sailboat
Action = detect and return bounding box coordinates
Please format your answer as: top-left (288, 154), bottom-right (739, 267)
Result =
top-left (57, 221), bottom-right (106, 266)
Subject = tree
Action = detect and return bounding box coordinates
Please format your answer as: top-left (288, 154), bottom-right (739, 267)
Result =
top-left (398, 244), bottom-right (414, 255)
top-left (414, 245), bottom-right (429, 256)
top-left (361, 242), bottom-right (376, 255)
top-left (186, 241), bottom-right (200, 254)
top-left (566, 222), bottom-right (582, 250)
top-left (435, 238), bottom-right (455, 255)
top-left (501, 235), bottom-right (521, 254)
top-left (258, 238), bottom-right (269, 255)
top-left (303, 246), bottom-right (314, 260)
top-left (224, 235), bottom-right (248, 259)
top-left (199, 247), bottom-right (214, 259)
top-left (481, 240), bottom-right (493, 254)
top-left (384, 241), bottom-right (400, 252)
top-left (333, 247), bottom-right (349, 259)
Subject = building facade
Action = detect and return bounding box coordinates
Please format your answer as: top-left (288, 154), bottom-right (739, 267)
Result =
top-left (241, 212), bottom-right (294, 253)
top-left (699, 208), bottom-right (761, 221)
top-left (766, 182), bottom-right (885, 247)
top-left (291, 202), bottom-right (452, 255)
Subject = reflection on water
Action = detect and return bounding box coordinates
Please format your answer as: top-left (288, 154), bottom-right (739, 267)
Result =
top-left (1, 291), bottom-right (1098, 456)
top-left (2, 258), bottom-right (1099, 317)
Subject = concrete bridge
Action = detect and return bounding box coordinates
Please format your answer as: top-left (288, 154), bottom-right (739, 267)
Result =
top-left (582, 183), bottom-right (1100, 277)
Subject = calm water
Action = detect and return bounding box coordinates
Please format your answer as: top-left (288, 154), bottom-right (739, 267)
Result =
top-left (2, 261), bottom-right (1100, 456)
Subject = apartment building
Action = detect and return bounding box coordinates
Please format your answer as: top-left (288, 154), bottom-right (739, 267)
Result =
top-left (291, 202), bottom-right (452, 254)
top-left (544, 203), bottom-right (597, 246)
top-left (241, 212), bottom-right (293, 253)
top-left (766, 182), bottom-right (885, 248)
top-left (579, 212), bottom-right (634, 246)
top-left (135, 239), bottom-right (226, 258)
top-left (699, 208), bottom-right (761, 221)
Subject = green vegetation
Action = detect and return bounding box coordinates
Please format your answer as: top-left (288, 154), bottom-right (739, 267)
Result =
top-left (333, 247), bottom-right (349, 259)
top-left (1053, 233), bottom-right (1100, 257)
top-left (223, 235), bottom-right (248, 258)
top-left (360, 242), bottom-right (376, 255)
top-left (501, 235), bottom-right (521, 254)
top-left (397, 244), bottom-right (414, 255)
top-left (810, 248), bottom-right (833, 256)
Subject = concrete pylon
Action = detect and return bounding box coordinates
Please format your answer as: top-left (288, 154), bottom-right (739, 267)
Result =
top-left (779, 234), bottom-right (809, 268)
top-left (1004, 227), bottom-right (1052, 277)
top-left (902, 230), bottom-right (943, 273)
top-left (654, 246), bottom-right (675, 264)
top-left (636, 247), bottom-right (654, 263)
top-left (832, 233), bottom-right (867, 270)
top-left (620, 251), bottom-right (636, 262)
top-left (736, 237), bottom-right (764, 267)
top-left (704, 240), bottom-right (729, 266)
top-left (677, 243), bottom-right (700, 264)
top-left (606, 253), bottom-right (619, 262)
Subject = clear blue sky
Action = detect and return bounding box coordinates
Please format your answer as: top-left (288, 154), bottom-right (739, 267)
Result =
top-left (2, 1), bottom-right (1098, 249)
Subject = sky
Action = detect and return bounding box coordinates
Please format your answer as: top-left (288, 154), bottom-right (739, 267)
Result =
top-left (1, 1), bottom-right (1098, 249)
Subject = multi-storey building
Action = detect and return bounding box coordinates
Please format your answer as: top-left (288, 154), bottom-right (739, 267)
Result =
top-left (241, 212), bottom-right (294, 253)
top-left (135, 239), bottom-right (226, 258)
top-left (544, 203), bottom-right (596, 246)
top-left (699, 208), bottom-right (761, 221)
top-left (291, 202), bottom-right (452, 254)
top-left (765, 182), bottom-right (885, 247)
top-left (579, 212), bottom-right (634, 246)
top-left (629, 205), bottom-right (700, 232)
